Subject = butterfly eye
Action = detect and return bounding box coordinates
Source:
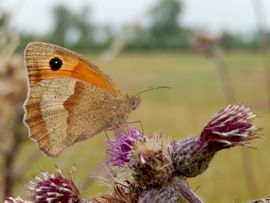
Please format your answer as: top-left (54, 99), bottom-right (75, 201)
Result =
top-left (131, 96), bottom-right (141, 110)
top-left (49, 57), bottom-right (63, 71)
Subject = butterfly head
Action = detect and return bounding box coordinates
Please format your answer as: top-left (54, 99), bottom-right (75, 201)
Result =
top-left (128, 95), bottom-right (141, 111)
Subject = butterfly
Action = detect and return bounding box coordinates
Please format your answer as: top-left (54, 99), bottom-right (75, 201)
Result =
top-left (23, 42), bottom-right (140, 157)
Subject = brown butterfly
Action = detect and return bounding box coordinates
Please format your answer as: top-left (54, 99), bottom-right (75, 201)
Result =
top-left (24, 42), bottom-right (140, 157)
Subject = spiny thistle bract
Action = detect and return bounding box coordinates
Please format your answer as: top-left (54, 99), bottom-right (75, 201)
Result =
top-left (138, 177), bottom-right (184, 203)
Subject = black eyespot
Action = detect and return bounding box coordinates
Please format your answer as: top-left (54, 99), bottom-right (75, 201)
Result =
top-left (49, 57), bottom-right (62, 71)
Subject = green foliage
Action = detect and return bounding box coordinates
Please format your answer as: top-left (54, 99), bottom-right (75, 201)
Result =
top-left (127, 0), bottom-right (191, 50)
top-left (14, 1), bottom-right (270, 51)
top-left (150, 0), bottom-right (182, 35)
top-left (50, 5), bottom-right (96, 49)
top-left (0, 12), bottom-right (9, 27)
top-left (222, 32), bottom-right (260, 50)
top-left (16, 33), bottom-right (35, 51)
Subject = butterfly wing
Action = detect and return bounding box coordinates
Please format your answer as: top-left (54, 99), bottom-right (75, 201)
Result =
top-left (24, 78), bottom-right (122, 157)
top-left (24, 42), bottom-right (129, 157)
top-left (24, 42), bottom-right (123, 97)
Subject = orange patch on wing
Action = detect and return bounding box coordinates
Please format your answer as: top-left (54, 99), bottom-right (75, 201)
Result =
top-left (28, 61), bottom-right (117, 92)
top-left (25, 42), bottom-right (123, 97)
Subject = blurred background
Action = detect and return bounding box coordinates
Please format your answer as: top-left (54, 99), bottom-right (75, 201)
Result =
top-left (0, 0), bottom-right (270, 202)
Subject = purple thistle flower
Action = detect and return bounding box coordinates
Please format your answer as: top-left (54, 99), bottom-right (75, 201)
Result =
top-left (5, 197), bottom-right (31, 203)
top-left (200, 104), bottom-right (257, 151)
top-left (28, 168), bottom-right (80, 203)
top-left (107, 128), bottom-right (145, 167)
top-left (171, 105), bottom-right (258, 177)
top-left (107, 129), bottom-right (174, 201)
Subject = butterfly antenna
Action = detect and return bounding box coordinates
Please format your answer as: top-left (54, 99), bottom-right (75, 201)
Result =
top-left (134, 86), bottom-right (171, 97)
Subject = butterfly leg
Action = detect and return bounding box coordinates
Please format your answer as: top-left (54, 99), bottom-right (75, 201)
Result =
top-left (104, 130), bottom-right (110, 140)
top-left (126, 120), bottom-right (144, 134)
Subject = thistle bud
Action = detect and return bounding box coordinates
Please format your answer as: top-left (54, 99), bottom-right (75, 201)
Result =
top-left (138, 177), bottom-right (183, 203)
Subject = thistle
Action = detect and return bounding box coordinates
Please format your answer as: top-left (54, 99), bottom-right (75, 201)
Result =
top-left (107, 128), bottom-right (145, 167)
top-left (108, 129), bottom-right (174, 186)
top-left (28, 168), bottom-right (81, 203)
top-left (170, 104), bottom-right (258, 177)
top-left (107, 129), bottom-right (175, 201)
top-left (129, 134), bottom-right (174, 188)
top-left (6, 105), bottom-right (260, 203)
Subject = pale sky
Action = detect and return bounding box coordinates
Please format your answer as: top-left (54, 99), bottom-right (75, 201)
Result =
top-left (1, 0), bottom-right (270, 34)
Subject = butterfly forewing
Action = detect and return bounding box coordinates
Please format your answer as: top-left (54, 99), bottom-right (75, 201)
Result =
top-left (24, 42), bottom-right (123, 97)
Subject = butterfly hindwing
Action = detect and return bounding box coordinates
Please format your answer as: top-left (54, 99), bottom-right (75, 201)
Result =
top-left (24, 78), bottom-right (122, 156)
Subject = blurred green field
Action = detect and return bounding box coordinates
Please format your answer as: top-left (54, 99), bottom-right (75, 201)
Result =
top-left (9, 51), bottom-right (270, 202)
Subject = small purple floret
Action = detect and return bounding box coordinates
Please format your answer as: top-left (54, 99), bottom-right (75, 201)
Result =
top-left (107, 128), bottom-right (145, 167)
top-left (28, 169), bottom-right (80, 203)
